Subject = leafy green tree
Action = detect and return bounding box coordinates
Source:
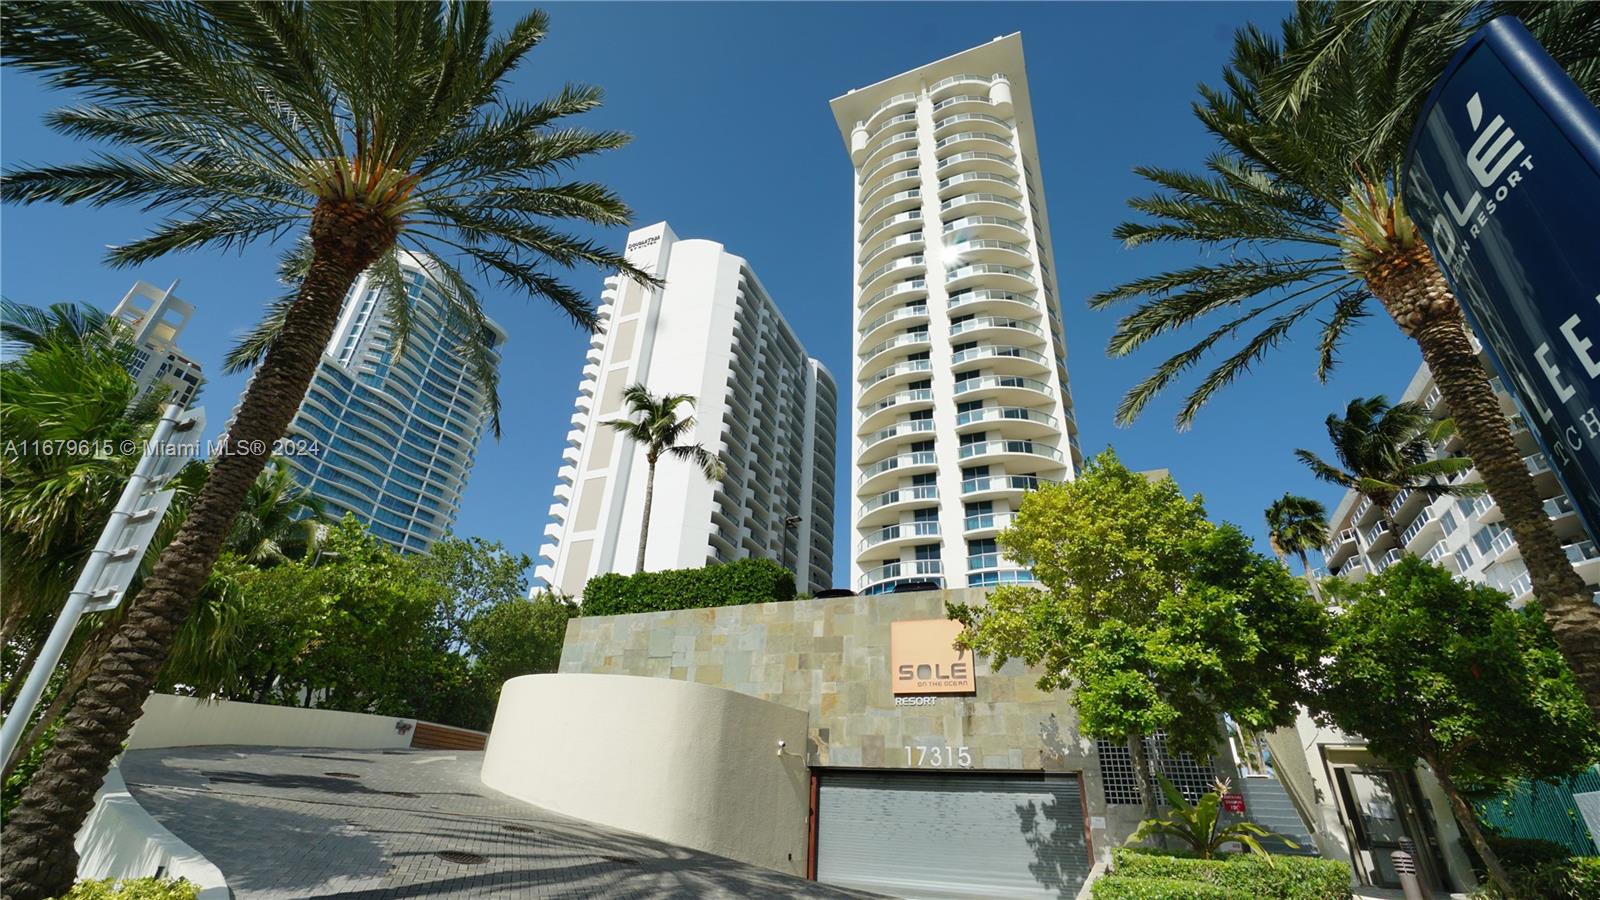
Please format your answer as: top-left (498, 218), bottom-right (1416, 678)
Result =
top-left (602, 384), bottom-right (723, 572)
top-left (419, 536), bottom-right (532, 652)
top-left (1315, 557), bottom-right (1600, 898)
top-left (1089, 0), bottom-right (1600, 717)
top-left (1264, 492), bottom-right (1329, 602)
top-left (466, 591), bottom-right (576, 704)
top-left (950, 450), bottom-right (1326, 819)
top-left (1295, 395), bottom-right (1475, 535)
top-left (1, 5), bottom-right (654, 889)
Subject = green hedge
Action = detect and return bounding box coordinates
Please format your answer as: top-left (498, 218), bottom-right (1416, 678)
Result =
top-left (582, 557), bottom-right (796, 616)
top-left (1111, 848), bottom-right (1352, 900)
top-left (1092, 875), bottom-right (1250, 899)
top-left (65, 879), bottom-right (198, 900)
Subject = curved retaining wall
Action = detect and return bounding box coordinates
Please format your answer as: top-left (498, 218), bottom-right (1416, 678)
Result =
top-left (480, 673), bottom-right (810, 875)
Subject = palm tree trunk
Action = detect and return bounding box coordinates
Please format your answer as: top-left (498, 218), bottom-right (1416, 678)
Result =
top-left (1428, 755), bottom-right (1518, 899)
top-left (1296, 550), bottom-right (1325, 604)
top-left (1369, 248), bottom-right (1600, 719)
top-left (636, 455), bottom-right (656, 574)
top-left (0, 200), bottom-right (395, 900)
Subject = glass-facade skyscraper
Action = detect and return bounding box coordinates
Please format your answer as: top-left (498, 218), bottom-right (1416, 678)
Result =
top-left (281, 254), bottom-right (506, 553)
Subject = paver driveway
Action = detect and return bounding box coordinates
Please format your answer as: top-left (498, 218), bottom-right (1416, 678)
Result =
top-left (119, 746), bottom-right (876, 899)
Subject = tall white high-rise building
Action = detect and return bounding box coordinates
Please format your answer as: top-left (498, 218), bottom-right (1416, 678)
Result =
top-left (534, 222), bottom-right (837, 598)
top-left (279, 254), bottom-right (506, 553)
top-left (831, 34), bottom-right (1082, 595)
top-left (111, 280), bottom-right (203, 409)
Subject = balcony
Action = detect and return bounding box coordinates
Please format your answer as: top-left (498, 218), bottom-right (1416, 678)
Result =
top-left (861, 418), bottom-right (936, 456)
top-left (859, 330), bottom-right (931, 369)
top-left (968, 569), bottom-right (1038, 588)
top-left (859, 303), bottom-right (928, 344)
top-left (860, 254), bottom-right (926, 294)
top-left (1399, 507), bottom-right (1437, 547)
top-left (947, 288), bottom-right (1038, 316)
top-left (938, 172), bottom-right (1021, 198)
top-left (957, 439), bottom-right (1065, 466)
top-left (952, 374), bottom-right (1055, 404)
top-left (963, 511), bottom-right (1018, 535)
top-left (1364, 519), bottom-right (1391, 546)
top-left (858, 450), bottom-right (938, 490)
top-left (859, 559), bottom-right (943, 593)
top-left (864, 91), bottom-right (917, 129)
top-left (931, 94), bottom-right (992, 116)
top-left (860, 188), bottom-right (923, 226)
top-left (933, 112), bottom-right (1011, 136)
top-left (860, 359), bottom-right (934, 403)
top-left (859, 231), bottom-right (924, 270)
top-left (859, 277), bottom-right (927, 317)
top-left (859, 149), bottom-right (919, 185)
top-left (961, 474), bottom-right (1041, 498)
top-left (859, 210), bottom-right (924, 246)
top-left (950, 344), bottom-right (1049, 376)
top-left (1546, 494), bottom-right (1578, 519)
top-left (859, 520), bottom-right (940, 553)
top-left (943, 214), bottom-right (1027, 240)
top-left (946, 262), bottom-right (1034, 292)
top-left (858, 388), bottom-right (934, 430)
top-left (1566, 540), bottom-right (1600, 565)
top-left (940, 192), bottom-right (1024, 218)
top-left (1526, 452), bottom-right (1552, 475)
top-left (867, 110), bottom-right (917, 143)
top-left (860, 169), bottom-right (922, 207)
top-left (1375, 548), bottom-right (1404, 572)
top-left (861, 484), bottom-right (938, 518)
top-left (948, 315), bottom-right (1043, 343)
top-left (930, 73), bottom-right (989, 98)
top-left (1336, 527), bottom-right (1358, 546)
top-left (944, 239), bottom-right (1032, 268)
top-left (1422, 540), bottom-right (1450, 565)
top-left (859, 127), bottom-right (918, 171)
top-left (955, 406), bottom-right (1059, 438)
top-left (934, 131), bottom-right (1014, 156)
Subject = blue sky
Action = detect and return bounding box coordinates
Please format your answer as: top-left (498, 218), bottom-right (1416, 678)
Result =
top-left (0, 2), bottom-right (1424, 584)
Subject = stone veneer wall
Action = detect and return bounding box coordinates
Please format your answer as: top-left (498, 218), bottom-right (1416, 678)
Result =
top-left (558, 587), bottom-right (1146, 857)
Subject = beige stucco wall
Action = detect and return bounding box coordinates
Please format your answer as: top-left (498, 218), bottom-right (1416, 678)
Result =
top-left (558, 589), bottom-right (1145, 862)
top-left (127, 693), bottom-right (416, 751)
top-left (480, 673), bottom-right (810, 875)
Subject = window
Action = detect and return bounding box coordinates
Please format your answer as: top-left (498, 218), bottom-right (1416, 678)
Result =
top-left (1455, 546), bottom-right (1475, 570)
top-left (907, 350), bottom-right (930, 361)
top-left (959, 432), bottom-right (986, 446)
top-left (909, 440), bottom-right (934, 453)
top-left (914, 543), bottom-right (941, 561)
top-left (954, 370), bottom-right (979, 384)
top-left (910, 409), bottom-right (933, 421)
top-left (909, 378), bottom-right (933, 390)
top-left (953, 341), bottom-right (977, 353)
top-left (950, 314), bottom-right (974, 325)
top-left (956, 400), bottom-right (984, 414)
top-left (911, 472), bottom-right (937, 486)
top-left (963, 465), bottom-right (991, 479)
top-left (913, 508), bottom-right (939, 522)
top-left (965, 501), bottom-right (993, 515)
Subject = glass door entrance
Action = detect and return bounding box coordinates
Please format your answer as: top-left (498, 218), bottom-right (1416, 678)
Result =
top-left (1332, 766), bottom-right (1439, 889)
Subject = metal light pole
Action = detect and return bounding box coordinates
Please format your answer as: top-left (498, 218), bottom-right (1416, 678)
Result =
top-left (0, 403), bottom-right (204, 765)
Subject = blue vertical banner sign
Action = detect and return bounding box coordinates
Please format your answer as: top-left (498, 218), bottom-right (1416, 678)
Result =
top-left (1404, 16), bottom-right (1600, 540)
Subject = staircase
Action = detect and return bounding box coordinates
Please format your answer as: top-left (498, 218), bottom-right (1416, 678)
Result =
top-left (1236, 775), bottom-right (1319, 856)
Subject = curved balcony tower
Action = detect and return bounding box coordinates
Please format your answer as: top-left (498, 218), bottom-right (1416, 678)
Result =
top-left (832, 34), bottom-right (1082, 595)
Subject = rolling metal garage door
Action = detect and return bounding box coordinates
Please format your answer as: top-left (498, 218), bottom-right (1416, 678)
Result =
top-left (816, 771), bottom-right (1091, 899)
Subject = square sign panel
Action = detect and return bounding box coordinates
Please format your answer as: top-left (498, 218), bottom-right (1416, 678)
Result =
top-left (891, 619), bottom-right (975, 695)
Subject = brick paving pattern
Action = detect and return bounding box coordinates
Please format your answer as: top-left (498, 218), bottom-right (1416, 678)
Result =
top-left (120, 747), bottom-right (876, 899)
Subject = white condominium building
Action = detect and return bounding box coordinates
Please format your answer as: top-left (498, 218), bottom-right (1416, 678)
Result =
top-left (831, 34), bottom-right (1082, 595)
top-left (111, 280), bottom-right (203, 409)
top-left (279, 253), bottom-right (506, 554)
top-left (534, 222), bottom-right (838, 598)
top-left (1322, 355), bottom-right (1600, 600)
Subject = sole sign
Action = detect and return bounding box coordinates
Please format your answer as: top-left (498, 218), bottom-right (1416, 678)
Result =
top-left (1404, 16), bottom-right (1600, 541)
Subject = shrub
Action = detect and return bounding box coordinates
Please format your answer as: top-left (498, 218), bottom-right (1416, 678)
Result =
top-left (1112, 848), bottom-right (1352, 900)
top-left (581, 558), bottom-right (796, 616)
top-left (64, 878), bottom-right (199, 900)
top-left (1485, 834), bottom-right (1573, 870)
top-left (1469, 856), bottom-right (1600, 900)
top-left (1092, 875), bottom-right (1250, 899)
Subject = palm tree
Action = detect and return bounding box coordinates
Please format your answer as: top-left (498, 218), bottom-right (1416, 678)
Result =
top-left (1264, 493), bottom-right (1329, 602)
top-left (225, 459), bottom-right (329, 567)
top-left (1295, 396), bottom-right (1475, 542)
top-left (0, 5), bottom-right (652, 895)
top-left (1089, 1), bottom-right (1600, 716)
top-left (602, 384), bottom-right (723, 573)
top-left (0, 298), bottom-right (125, 359)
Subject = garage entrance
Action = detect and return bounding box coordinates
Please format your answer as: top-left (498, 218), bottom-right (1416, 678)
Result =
top-left (814, 770), bottom-right (1092, 899)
